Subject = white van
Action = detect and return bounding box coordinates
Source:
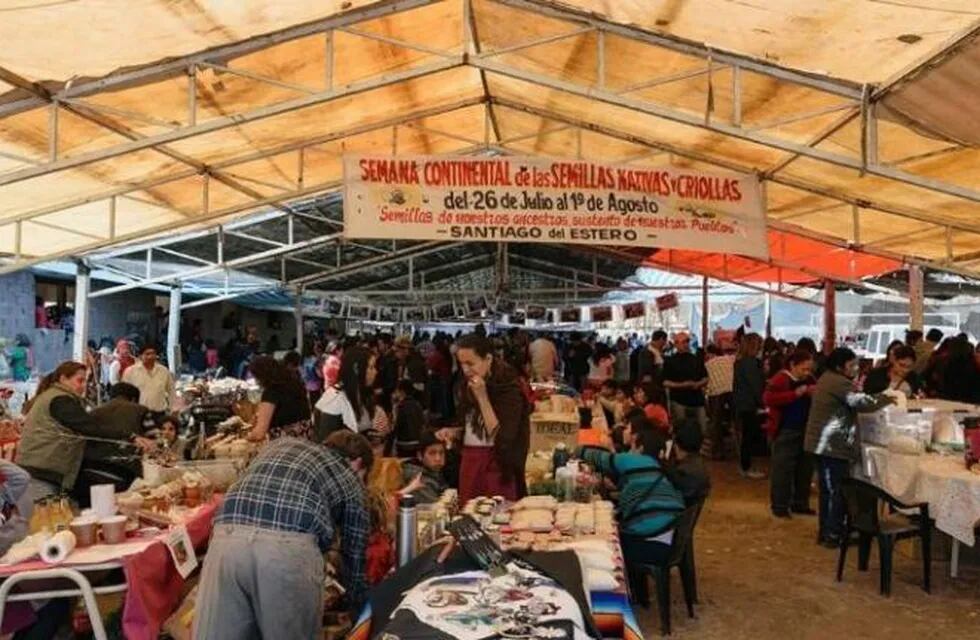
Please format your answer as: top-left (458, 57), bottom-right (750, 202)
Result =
top-left (855, 324), bottom-right (969, 362)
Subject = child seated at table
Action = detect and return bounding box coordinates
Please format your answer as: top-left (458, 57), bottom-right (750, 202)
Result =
top-left (399, 430), bottom-right (448, 504)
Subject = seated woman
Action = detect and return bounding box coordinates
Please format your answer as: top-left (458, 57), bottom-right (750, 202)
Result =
top-left (631, 382), bottom-right (670, 432)
top-left (246, 356), bottom-right (312, 441)
top-left (863, 344), bottom-right (921, 397)
top-left (579, 418), bottom-right (685, 603)
top-left (399, 430), bottom-right (448, 504)
top-left (17, 362), bottom-right (137, 502)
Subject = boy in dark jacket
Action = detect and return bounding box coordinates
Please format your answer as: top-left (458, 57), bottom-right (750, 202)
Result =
top-left (400, 430), bottom-right (448, 504)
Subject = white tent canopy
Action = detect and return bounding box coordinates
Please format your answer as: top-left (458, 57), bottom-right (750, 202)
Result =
top-left (0, 0), bottom-right (978, 281)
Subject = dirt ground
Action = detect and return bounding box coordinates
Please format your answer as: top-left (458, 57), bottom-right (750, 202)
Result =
top-left (633, 460), bottom-right (980, 639)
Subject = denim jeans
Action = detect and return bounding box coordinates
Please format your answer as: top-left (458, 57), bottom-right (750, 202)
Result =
top-left (816, 456), bottom-right (850, 542)
top-left (194, 525), bottom-right (324, 640)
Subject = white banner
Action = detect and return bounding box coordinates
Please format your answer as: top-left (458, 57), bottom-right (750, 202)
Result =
top-left (343, 154), bottom-right (768, 258)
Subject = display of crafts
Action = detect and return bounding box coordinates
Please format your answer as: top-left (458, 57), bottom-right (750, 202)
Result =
top-left (121, 471), bottom-right (213, 525)
top-left (388, 564), bottom-right (593, 639)
top-left (459, 495), bottom-right (623, 593)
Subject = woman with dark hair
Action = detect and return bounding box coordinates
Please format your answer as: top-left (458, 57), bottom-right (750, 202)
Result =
top-left (877, 339), bottom-right (905, 369)
top-left (246, 355), bottom-right (312, 441)
top-left (436, 334), bottom-right (530, 503)
top-left (17, 362), bottom-right (104, 500)
top-left (315, 345), bottom-right (390, 441)
top-left (863, 344), bottom-right (921, 396)
top-left (765, 350), bottom-right (817, 518)
top-left (938, 337), bottom-right (980, 403)
top-left (631, 381), bottom-right (669, 432)
top-left (805, 347), bottom-right (893, 547)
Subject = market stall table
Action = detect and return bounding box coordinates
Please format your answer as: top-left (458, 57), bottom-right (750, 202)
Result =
top-left (0, 495), bottom-right (220, 640)
top-left (863, 446), bottom-right (980, 577)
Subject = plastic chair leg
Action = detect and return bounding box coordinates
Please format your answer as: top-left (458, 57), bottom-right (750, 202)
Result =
top-left (684, 547), bottom-right (699, 603)
top-left (878, 536), bottom-right (894, 597)
top-left (653, 567), bottom-right (672, 636)
top-left (857, 533), bottom-right (873, 571)
top-left (921, 527), bottom-right (932, 595)
top-left (680, 562), bottom-right (696, 619)
top-left (836, 532), bottom-right (850, 582)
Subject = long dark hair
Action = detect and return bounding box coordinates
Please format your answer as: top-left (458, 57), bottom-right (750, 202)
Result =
top-left (337, 345), bottom-right (375, 420)
top-left (249, 356), bottom-right (305, 402)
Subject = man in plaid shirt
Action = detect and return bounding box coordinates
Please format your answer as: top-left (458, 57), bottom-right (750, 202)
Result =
top-left (194, 431), bottom-right (372, 640)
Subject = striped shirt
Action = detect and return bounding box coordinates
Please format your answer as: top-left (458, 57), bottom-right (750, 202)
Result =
top-left (215, 437), bottom-right (370, 606)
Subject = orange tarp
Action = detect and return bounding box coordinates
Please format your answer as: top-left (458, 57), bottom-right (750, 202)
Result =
top-left (645, 230), bottom-right (901, 285)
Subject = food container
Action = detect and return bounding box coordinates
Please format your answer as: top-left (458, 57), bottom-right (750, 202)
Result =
top-left (100, 515), bottom-right (128, 544)
top-left (69, 517), bottom-right (98, 547)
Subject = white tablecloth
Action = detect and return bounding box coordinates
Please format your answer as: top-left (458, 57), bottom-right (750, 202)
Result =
top-left (864, 446), bottom-right (980, 546)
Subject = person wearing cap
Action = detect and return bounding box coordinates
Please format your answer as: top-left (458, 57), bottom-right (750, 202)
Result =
top-left (108, 338), bottom-right (136, 385)
top-left (122, 344), bottom-right (175, 419)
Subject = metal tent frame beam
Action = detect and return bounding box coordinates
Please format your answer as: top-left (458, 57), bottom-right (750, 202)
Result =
top-left (488, 98), bottom-right (980, 280)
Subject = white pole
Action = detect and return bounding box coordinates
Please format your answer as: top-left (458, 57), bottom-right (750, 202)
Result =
top-left (294, 287), bottom-right (305, 355)
top-left (908, 264), bottom-right (925, 331)
top-left (166, 284), bottom-right (182, 374)
top-left (701, 276), bottom-right (709, 348)
top-left (72, 263), bottom-right (90, 363)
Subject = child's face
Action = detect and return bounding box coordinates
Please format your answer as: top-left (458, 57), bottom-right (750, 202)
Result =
top-left (420, 444), bottom-right (446, 472)
top-left (161, 421), bottom-right (178, 443)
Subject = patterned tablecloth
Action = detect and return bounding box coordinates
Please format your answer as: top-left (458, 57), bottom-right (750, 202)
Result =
top-left (864, 446), bottom-right (980, 546)
top-left (349, 588), bottom-right (643, 640)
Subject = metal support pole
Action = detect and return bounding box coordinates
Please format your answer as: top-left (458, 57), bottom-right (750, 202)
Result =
top-left (294, 287), bottom-right (305, 355)
top-left (701, 276), bottom-right (709, 348)
top-left (49, 101), bottom-right (59, 161)
top-left (324, 31), bottom-right (334, 90)
top-left (596, 30), bottom-right (606, 90)
top-left (188, 65), bottom-right (197, 126)
top-left (908, 264), bottom-right (925, 332)
top-left (823, 280), bottom-right (836, 355)
top-left (72, 263), bottom-right (91, 363)
top-left (408, 257), bottom-right (414, 291)
top-left (166, 284), bottom-right (182, 373)
top-left (764, 292), bottom-right (773, 339)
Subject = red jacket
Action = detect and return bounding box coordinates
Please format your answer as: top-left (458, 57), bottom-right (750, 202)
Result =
top-left (762, 370), bottom-right (813, 439)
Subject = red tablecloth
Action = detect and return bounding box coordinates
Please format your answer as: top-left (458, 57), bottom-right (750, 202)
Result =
top-left (0, 496), bottom-right (220, 639)
top-left (122, 496), bottom-right (220, 640)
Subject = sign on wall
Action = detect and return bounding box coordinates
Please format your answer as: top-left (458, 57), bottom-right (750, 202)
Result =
top-left (344, 154), bottom-right (768, 257)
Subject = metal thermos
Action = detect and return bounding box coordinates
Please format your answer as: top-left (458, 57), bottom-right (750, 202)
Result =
top-left (396, 494), bottom-right (418, 567)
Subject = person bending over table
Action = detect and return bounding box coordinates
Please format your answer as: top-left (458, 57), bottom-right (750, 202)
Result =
top-left (436, 334), bottom-right (530, 503)
top-left (578, 418), bottom-right (685, 604)
top-left (805, 347), bottom-right (893, 548)
top-left (245, 355), bottom-right (312, 441)
top-left (194, 431), bottom-right (373, 640)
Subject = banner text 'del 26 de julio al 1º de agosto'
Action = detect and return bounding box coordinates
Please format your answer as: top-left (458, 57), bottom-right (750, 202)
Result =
top-left (343, 154), bottom-right (768, 258)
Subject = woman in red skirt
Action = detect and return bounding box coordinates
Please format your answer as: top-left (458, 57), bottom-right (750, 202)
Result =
top-left (438, 334), bottom-right (530, 503)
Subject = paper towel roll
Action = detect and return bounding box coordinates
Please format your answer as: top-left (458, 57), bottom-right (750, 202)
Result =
top-left (39, 530), bottom-right (77, 564)
top-left (90, 484), bottom-right (117, 518)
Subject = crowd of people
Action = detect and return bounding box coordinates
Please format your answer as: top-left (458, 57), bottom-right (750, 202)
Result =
top-left (4, 320), bottom-right (980, 638)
